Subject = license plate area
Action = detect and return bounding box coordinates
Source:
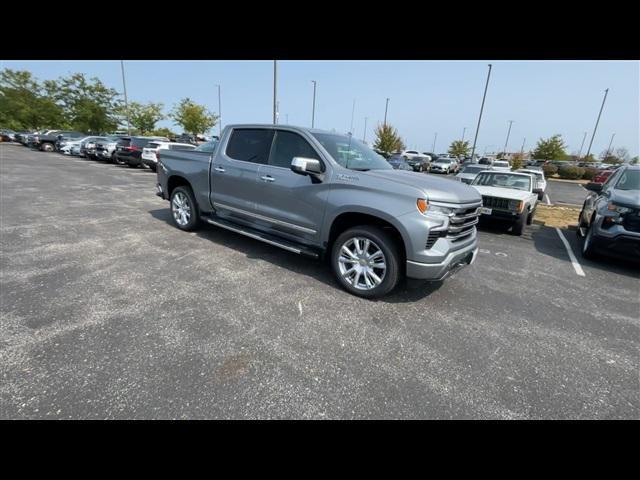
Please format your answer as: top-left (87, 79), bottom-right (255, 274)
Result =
top-left (479, 207), bottom-right (492, 215)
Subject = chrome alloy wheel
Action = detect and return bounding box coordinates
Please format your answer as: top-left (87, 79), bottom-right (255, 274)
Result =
top-left (338, 237), bottom-right (387, 290)
top-left (172, 192), bottom-right (192, 226)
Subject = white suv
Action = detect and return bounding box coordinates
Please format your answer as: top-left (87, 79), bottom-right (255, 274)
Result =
top-left (141, 141), bottom-right (196, 171)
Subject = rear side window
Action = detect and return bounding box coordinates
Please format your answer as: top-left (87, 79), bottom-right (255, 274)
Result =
top-left (118, 138), bottom-right (132, 146)
top-left (226, 129), bottom-right (274, 164)
top-left (269, 130), bottom-right (320, 169)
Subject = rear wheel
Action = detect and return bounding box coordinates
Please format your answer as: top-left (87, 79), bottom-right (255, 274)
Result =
top-left (170, 186), bottom-right (200, 231)
top-left (331, 226), bottom-right (401, 299)
top-left (41, 143), bottom-right (54, 152)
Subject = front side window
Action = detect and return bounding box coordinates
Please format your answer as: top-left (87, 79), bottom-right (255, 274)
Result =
top-left (226, 129), bottom-right (274, 164)
top-left (311, 133), bottom-right (391, 171)
top-left (269, 130), bottom-right (320, 169)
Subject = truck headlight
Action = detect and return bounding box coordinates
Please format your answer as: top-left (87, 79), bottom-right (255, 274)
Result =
top-left (607, 202), bottom-right (631, 214)
top-left (509, 200), bottom-right (524, 213)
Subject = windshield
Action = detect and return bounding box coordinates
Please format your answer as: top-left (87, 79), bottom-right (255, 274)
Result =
top-left (461, 165), bottom-right (486, 173)
top-left (311, 133), bottom-right (391, 171)
top-left (615, 169), bottom-right (640, 191)
top-left (472, 172), bottom-right (532, 191)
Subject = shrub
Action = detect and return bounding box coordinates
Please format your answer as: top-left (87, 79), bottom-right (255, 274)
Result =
top-left (542, 164), bottom-right (558, 177)
top-left (582, 167), bottom-right (598, 181)
top-left (557, 165), bottom-right (585, 180)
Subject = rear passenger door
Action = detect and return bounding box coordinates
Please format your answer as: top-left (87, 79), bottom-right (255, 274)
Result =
top-left (255, 129), bottom-right (328, 244)
top-left (210, 128), bottom-right (274, 221)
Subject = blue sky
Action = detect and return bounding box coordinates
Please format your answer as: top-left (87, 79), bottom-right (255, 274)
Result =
top-left (3, 60), bottom-right (638, 157)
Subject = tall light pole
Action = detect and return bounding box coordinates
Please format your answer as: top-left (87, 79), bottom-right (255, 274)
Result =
top-left (605, 133), bottom-right (616, 160)
top-left (363, 117), bottom-right (368, 143)
top-left (470, 64), bottom-right (492, 162)
top-left (311, 80), bottom-right (317, 128)
top-left (350, 99), bottom-right (356, 133)
top-left (215, 84), bottom-right (222, 137)
top-left (461, 127), bottom-right (467, 142)
top-left (503, 120), bottom-right (514, 156)
top-left (577, 131), bottom-right (587, 159)
top-left (120, 60), bottom-right (131, 135)
top-left (272, 60), bottom-right (277, 125)
top-left (520, 137), bottom-right (526, 158)
top-left (383, 98), bottom-right (389, 126)
top-left (432, 132), bottom-right (438, 153)
top-left (585, 88), bottom-right (609, 160)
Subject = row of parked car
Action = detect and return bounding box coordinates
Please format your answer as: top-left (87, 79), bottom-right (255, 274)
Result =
top-left (4, 128), bottom-right (219, 172)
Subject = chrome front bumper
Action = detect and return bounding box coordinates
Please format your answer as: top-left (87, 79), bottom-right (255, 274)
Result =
top-left (406, 243), bottom-right (478, 281)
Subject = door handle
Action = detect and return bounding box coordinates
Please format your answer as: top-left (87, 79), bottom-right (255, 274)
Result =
top-left (214, 166), bottom-right (225, 172)
top-left (261, 175), bottom-right (275, 182)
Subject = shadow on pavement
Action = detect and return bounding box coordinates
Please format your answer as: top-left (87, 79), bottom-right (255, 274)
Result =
top-left (149, 208), bottom-right (442, 303)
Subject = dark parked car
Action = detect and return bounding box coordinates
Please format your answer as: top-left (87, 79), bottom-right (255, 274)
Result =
top-left (1, 129), bottom-right (16, 141)
top-left (34, 130), bottom-right (84, 152)
top-left (578, 165), bottom-right (640, 260)
top-left (387, 154), bottom-right (413, 171)
top-left (79, 136), bottom-right (109, 159)
top-left (405, 154), bottom-right (430, 172)
top-left (115, 136), bottom-right (169, 167)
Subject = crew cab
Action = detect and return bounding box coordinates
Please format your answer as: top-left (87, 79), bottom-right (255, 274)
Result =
top-left (578, 165), bottom-right (640, 259)
top-left (156, 125), bottom-right (483, 298)
top-left (470, 171), bottom-right (540, 235)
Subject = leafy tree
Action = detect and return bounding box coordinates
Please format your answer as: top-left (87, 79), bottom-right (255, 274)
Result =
top-left (581, 153), bottom-right (596, 162)
top-left (0, 69), bottom-right (66, 130)
top-left (170, 98), bottom-right (217, 136)
top-left (49, 73), bottom-right (121, 133)
top-left (510, 153), bottom-right (524, 171)
top-left (532, 134), bottom-right (568, 160)
top-left (122, 101), bottom-right (165, 135)
top-left (600, 150), bottom-right (622, 164)
top-left (152, 127), bottom-right (176, 139)
top-left (630, 156), bottom-right (639, 165)
top-left (448, 140), bottom-right (470, 158)
top-left (373, 123), bottom-right (405, 157)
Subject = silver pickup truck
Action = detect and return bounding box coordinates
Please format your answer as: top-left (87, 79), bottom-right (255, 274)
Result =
top-left (156, 125), bottom-right (482, 298)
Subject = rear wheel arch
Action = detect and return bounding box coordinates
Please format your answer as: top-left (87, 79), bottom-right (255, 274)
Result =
top-left (167, 175), bottom-right (194, 199)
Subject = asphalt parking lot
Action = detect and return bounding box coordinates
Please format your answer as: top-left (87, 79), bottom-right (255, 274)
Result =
top-left (1, 144), bottom-right (638, 419)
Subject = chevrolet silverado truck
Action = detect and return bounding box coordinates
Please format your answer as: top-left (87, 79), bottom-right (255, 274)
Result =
top-left (156, 125), bottom-right (482, 298)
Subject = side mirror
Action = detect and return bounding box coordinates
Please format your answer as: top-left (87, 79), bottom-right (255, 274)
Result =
top-left (585, 182), bottom-right (603, 193)
top-left (291, 157), bottom-right (323, 176)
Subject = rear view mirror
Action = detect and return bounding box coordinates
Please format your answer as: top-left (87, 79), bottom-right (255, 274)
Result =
top-left (585, 182), bottom-right (603, 193)
top-left (291, 157), bottom-right (323, 175)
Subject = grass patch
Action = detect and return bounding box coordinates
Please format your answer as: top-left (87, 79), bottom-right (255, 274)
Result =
top-left (534, 204), bottom-right (581, 229)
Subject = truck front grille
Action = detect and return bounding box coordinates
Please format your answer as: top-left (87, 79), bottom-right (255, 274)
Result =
top-left (623, 211), bottom-right (640, 233)
top-left (425, 205), bottom-right (481, 249)
top-left (482, 196), bottom-right (510, 210)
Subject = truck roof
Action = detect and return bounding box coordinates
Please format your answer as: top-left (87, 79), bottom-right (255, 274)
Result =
top-left (223, 124), bottom-right (347, 136)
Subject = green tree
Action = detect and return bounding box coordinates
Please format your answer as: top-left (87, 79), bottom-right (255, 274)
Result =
top-left (630, 156), bottom-right (639, 165)
top-left (448, 140), bottom-right (470, 158)
top-left (0, 69), bottom-right (66, 130)
top-left (373, 123), bottom-right (405, 157)
top-left (510, 152), bottom-right (524, 171)
top-left (50, 73), bottom-right (121, 133)
top-left (152, 127), bottom-right (176, 139)
top-left (122, 101), bottom-right (165, 135)
top-left (532, 134), bottom-right (568, 160)
top-left (581, 153), bottom-right (596, 162)
top-left (600, 149), bottom-right (623, 164)
top-left (170, 98), bottom-right (217, 136)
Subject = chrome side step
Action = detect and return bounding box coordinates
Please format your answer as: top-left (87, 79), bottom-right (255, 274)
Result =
top-left (203, 216), bottom-right (320, 259)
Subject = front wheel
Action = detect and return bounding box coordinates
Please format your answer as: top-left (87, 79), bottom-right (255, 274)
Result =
top-left (41, 143), bottom-right (54, 152)
top-left (581, 222), bottom-right (598, 259)
top-left (512, 213), bottom-right (527, 236)
top-left (331, 226), bottom-right (401, 298)
top-left (170, 186), bottom-right (200, 231)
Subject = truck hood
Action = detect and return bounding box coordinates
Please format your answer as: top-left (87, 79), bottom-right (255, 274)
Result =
top-left (360, 169), bottom-right (481, 204)
top-left (472, 185), bottom-right (532, 201)
top-left (611, 189), bottom-right (640, 209)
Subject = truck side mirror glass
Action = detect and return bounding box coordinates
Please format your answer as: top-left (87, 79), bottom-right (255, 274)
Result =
top-left (291, 157), bottom-right (323, 175)
top-left (585, 182), bottom-right (603, 193)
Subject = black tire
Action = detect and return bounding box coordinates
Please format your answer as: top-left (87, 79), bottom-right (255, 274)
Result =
top-left (526, 208), bottom-right (535, 225)
top-left (512, 213), bottom-right (527, 236)
top-left (169, 186), bottom-right (200, 231)
top-left (41, 143), bottom-right (54, 152)
top-left (331, 225), bottom-right (401, 299)
top-left (112, 153), bottom-right (122, 165)
top-left (538, 191), bottom-right (544, 201)
top-left (576, 205), bottom-right (588, 237)
top-left (148, 164), bottom-right (157, 173)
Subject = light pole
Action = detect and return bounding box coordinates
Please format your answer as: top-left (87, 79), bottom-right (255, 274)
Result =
top-left (470, 64), bottom-right (492, 162)
top-left (215, 84), bottom-right (222, 137)
top-left (585, 88), bottom-right (609, 161)
top-left (272, 60), bottom-right (277, 125)
top-left (520, 137), bottom-right (526, 160)
top-left (503, 120), bottom-right (514, 157)
top-left (577, 131), bottom-right (587, 159)
top-left (461, 127), bottom-right (467, 142)
top-left (383, 98), bottom-right (389, 126)
top-left (311, 80), bottom-right (317, 128)
top-left (605, 133), bottom-right (615, 160)
top-left (432, 132), bottom-right (437, 153)
top-left (120, 60), bottom-right (131, 135)
top-left (350, 99), bottom-right (356, 133)
top-left (363, 117), bottom-right (368, 143)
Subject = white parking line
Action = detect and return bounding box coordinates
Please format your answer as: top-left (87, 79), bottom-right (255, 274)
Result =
top-left (545, 194), bottom-right (551, 205)
top-left (554, 227), bottom-right (585, 277)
